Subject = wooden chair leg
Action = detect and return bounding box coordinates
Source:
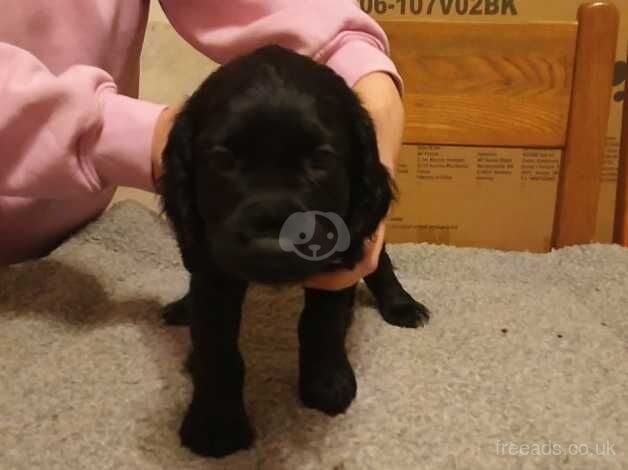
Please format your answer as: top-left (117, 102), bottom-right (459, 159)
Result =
top-left (552, 2), bottom-right (619, 249)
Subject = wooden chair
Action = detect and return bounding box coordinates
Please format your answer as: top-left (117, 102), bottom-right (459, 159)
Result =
top-left (614, 53), bottom-right (628, 247)
top-left (380, 1), bottom-right (619, 249)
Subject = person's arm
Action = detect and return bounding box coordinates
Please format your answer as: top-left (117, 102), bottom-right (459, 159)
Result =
top-left (0, 43), bottom-right (166, 199)
top-left (158, 0), bottom-right (402, 93)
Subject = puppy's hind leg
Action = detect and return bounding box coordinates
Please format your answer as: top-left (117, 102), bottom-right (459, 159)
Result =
top-left (364, 245), bottom-right (430, 328)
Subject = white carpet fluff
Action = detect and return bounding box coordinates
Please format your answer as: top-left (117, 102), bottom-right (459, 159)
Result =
top-left (1, 201), bottom-right (627, 470)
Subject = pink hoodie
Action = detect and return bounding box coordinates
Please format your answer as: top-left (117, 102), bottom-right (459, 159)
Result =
top-left (0, 0), bottom-right (400, 266)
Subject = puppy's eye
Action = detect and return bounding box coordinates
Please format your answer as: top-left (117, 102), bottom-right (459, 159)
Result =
top-left (207, 146), bottom-right (239, 173)
top-left (307, 145), bottom-right (337, 173)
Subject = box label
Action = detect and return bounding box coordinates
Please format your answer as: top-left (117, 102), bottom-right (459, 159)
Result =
top-left (388, 145), bottom-right (561, 251)
top-left (360, 0), bottom-right (518, 17)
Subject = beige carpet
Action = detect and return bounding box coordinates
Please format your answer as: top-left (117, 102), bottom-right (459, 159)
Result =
top-left (1, 201), bottom-right (627, 470)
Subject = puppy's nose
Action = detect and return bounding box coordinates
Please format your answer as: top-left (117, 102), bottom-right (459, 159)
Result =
top-left (308, 244), bottom-right (321, 255)
top-left (235, 198), bottom-right (304, 240)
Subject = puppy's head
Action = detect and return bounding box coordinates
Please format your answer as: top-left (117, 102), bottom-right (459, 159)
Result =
top-left (162, 45), bottom-right (394, 283)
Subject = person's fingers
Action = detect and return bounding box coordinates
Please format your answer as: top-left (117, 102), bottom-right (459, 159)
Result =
top-left (151, 102), bottom-right (185, 190)
top-left (362, 222), bottom-right (386, 276)
top-left (303, 267), bottom-right (363, 291)
top-left (303, 222), bottom-right (386, 291)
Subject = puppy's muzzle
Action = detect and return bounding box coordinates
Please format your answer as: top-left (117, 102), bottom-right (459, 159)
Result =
top-left (211, 196), bottom-right (333, 283)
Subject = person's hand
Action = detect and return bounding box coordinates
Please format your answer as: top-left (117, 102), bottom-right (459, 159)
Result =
top-left (304, 221), bottom-right (386, 291)
top-left (151, 103), bottom-right (184, 190)
top-left (304, 72), bottom-right (404, 291)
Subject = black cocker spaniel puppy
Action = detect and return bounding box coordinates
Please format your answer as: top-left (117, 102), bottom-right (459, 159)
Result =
top-left (161, 45), bottom-right (429, 458)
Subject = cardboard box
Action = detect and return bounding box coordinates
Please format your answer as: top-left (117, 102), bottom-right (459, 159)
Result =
top-left (364, 0), bottom-right (627, 251)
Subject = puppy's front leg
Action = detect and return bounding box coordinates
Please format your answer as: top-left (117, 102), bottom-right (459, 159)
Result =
top-left (298, 286), bottom-right (357, 415)
top-left (179, 273), bottom-right (253, 458)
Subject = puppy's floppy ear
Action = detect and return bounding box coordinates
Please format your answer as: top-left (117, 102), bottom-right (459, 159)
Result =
top-left (344, 102), bottom-right (396, 266)
top-left (160, 113), bottom-right (204, 273)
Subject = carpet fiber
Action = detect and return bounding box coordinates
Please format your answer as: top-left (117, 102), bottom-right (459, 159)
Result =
top-left (1, 201), bottom-right (627, 469)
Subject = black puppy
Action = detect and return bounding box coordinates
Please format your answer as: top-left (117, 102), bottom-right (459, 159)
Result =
top-left (161, 45), bottom-right (429, 458)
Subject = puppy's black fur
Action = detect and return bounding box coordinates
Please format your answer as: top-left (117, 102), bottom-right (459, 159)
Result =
top-left (161, 45), bottom-right (429, 458)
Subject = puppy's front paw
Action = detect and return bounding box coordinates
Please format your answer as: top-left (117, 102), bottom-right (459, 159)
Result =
top-left (380, 294), bottom-right (430, 328)
top-left (300, 355), bottom-right (356, 416)
top-left (179, 403), bottom-right (254, 458)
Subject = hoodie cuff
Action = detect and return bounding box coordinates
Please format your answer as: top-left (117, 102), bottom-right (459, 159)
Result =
top-left (89, 91), bottom-right (167, 193)
top-left (323, 36), bottom-right (404, 96)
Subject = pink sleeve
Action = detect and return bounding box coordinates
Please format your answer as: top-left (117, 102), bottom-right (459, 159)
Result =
top-left (159, 0), bottom-right (403, 93)
top-left (0, 43), bottom-right (166, 199)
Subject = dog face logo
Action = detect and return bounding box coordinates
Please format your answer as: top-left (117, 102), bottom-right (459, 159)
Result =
top-left (279, 211), bottom-right (350, 261)
top-left (614, 60), bottom-right (626, 102)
